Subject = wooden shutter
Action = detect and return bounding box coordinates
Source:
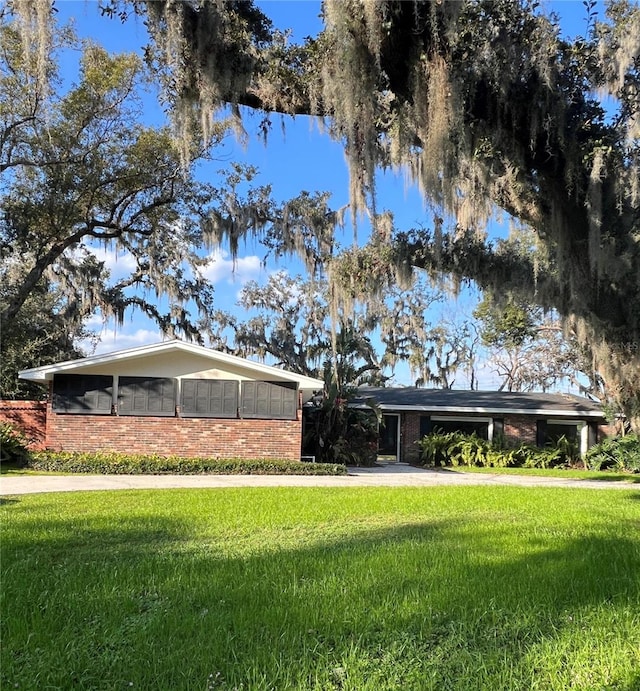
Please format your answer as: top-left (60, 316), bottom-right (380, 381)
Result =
top-left (240, 381), bottom-right (257, 417)
top-left (118, 377), bottom-right (176, 416)
top-left (52, 374), bottom-right (112, 414)
top-left (180, 379), bottom-right (238, 418)
top-left (274, 382), bottom-right (296, 419)
top-left (419, 415), bottom-right (431, 438)
top-left (240, 381), bottom-right (297, 419)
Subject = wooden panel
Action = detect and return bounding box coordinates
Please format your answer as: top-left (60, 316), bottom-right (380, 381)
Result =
top-left (181, 379), bottom-right (238, 418)
top-left (52, 374), bottom-right (112, 414)
top-left (118, 377), bottom-right (176, 416)
top-left (241, 381), bottom-right (297, 419)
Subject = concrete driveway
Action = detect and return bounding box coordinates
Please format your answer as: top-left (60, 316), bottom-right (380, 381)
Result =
top-left (1, 464), bottom-right (638, 495)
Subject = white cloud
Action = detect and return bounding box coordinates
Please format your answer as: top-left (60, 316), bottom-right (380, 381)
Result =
top-left (88, 246), bottom-right (138, 278)
top-left (201, 249), bottom-right (263, 285)
top-left (78, 327), bottom-right (163, 356)
top-left (62, 244), bottom-right (138, 280)
top-left (83, 313), bottom-right (109, 328)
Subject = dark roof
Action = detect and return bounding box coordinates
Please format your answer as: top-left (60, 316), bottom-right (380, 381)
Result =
top-left (354, 387), bottom-right (604, 418)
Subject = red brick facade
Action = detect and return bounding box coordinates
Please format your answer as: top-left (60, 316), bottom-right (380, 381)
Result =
top-left (398, 412), bottom-right (536, 463)
top-left (503, 414), bottom-right (537, 445)
top-left (599, 421), bottom-right (622, 438)
top-left (45, 401), bottom-right (302, 459)
top-left (2, 397), bottom-right (612, 464)
top-left (0, 400), bottom-right (47, 450)
top-left (1, 399), bottom-right (302, 460)
top-left (395, 411), bottom-right (607, 463)
top-left (401, 413), bottom-right (422, 464)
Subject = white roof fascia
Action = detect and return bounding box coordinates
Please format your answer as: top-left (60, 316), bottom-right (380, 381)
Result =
top-left (355, 403), bottom-right (604, 418)
top-left (18, 340), bottom-right (324, 390)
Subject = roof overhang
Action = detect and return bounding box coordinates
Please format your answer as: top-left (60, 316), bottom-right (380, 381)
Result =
top-left (18, 340), bottom-right (324, 391)
top-left (366, 403), bottom-right (606, 419)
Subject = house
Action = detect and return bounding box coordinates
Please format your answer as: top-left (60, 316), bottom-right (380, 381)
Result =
top-left (354, 387), bottom-right (611, 463)
top-left (17, 340), bottom-right (323, 460)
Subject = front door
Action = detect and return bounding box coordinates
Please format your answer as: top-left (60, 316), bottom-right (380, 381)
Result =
top-left (378, 414), bottom-right (400, 462)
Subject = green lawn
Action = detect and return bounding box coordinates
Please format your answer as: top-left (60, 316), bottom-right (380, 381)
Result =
top-left (2, 486), bottom-right (639, 690)
top-left (442, 465), bottom-right (640, 483)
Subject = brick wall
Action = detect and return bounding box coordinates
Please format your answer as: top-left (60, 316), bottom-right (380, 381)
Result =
top-left (503, 414), bottom-right (537, 445)
top-left (45, 402), bottom-right (302, 459)
top-left (401, 413), bottom-right (422, 463)
top-left (598, 421), bottom-right (621, 440)
top-left (0, 400), bottom-right (47, 450)
top-left (399, 412), bottom-right (541, 462)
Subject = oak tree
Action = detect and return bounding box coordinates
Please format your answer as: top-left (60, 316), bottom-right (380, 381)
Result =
top-left (8, 0), bottom-right (640, 427)
top-left (0, 19), bottom-right (273, 344)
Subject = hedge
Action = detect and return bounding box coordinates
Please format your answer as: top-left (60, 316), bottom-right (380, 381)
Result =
top-left (28, 451), bottom-right (348, 476)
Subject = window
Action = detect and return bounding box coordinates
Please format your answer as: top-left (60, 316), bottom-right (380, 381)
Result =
top-left (546, 421), bottom-right (578, 444)
top-left (240, 381), bottom-right (297, 419)
top-left (52, 374), bottom-right (113, 414)
top-left (537, 419), bottom-right (583, 446)
top-left (430, 416), bottom-right (491, 440)
top-left (180, 379), bottom-right (238, 418)
top-left (117, 376), bottom-right (176, 416)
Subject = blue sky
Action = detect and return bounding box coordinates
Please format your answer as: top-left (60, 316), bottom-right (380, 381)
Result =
top-left (51, 0), bottom-right (601, 387)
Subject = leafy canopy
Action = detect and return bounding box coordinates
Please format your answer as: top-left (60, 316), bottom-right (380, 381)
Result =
top-left (5, 0), bottom-right (640, 427)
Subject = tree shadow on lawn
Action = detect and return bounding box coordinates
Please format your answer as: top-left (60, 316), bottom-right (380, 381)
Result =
top-left (436, 466), bottom-right (640, 483)
top-left (2, 497), bottom-right (640, 690)
top-left (584, 473), bottom-right (640, 484)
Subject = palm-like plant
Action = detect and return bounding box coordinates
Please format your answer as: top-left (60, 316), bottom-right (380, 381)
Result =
top-left (303, 326), bottom-right (382, 466)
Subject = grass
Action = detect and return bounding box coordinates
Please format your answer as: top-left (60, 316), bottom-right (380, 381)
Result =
top-left (1, 486), bottom-right (639, 690)
top-left (439, 465), bottom-right (640, 483)
top-left (0, 464), bottom-right (52, 475)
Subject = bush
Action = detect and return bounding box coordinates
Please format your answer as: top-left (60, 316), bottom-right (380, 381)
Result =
top-left (418, 431), bottom-right (509, 468)
top-left (417, 430), bottom-right (461, 467)
top-left (27, 451), bottom-right (348, 476)
top-left (303, 394), bottom-right (379, 467)
top-left (553, 434), bottom-right (580, 464)
top-left (418, 431), bottom-right (578, 469)
top-left (520, 444), bottom-right (564, 469)
top-left (585, 434), bottom-right (640, 473)
top-left (0, 423), bottom-right (32, 467)
top-left (448, 434), bottom-right (491, 467)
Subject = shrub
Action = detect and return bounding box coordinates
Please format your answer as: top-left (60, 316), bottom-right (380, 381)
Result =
top-left (0, 422), bottom-right (32, 467)
top-left (417, 430), bottom-right (459, 467)
top-left (303, 388), bottom-right (379, 467)
top-left (585, 434), bottom-right (640, 473)
top-left (27, 451), bottom-right (348, 476)
top-left (448, 434), bottom-right (490, 467)
top-left (521, 444), bottom-right (563, 469)
top-left (418, 431), bottom-right (505, 468)
top-left (553, 434), bottom-right (580, 464)
top-left (418, 431), bottom-right (578, 469)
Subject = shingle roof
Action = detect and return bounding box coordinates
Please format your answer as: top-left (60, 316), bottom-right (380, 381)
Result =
top-left (355, 387), bottom-right (605, 418)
